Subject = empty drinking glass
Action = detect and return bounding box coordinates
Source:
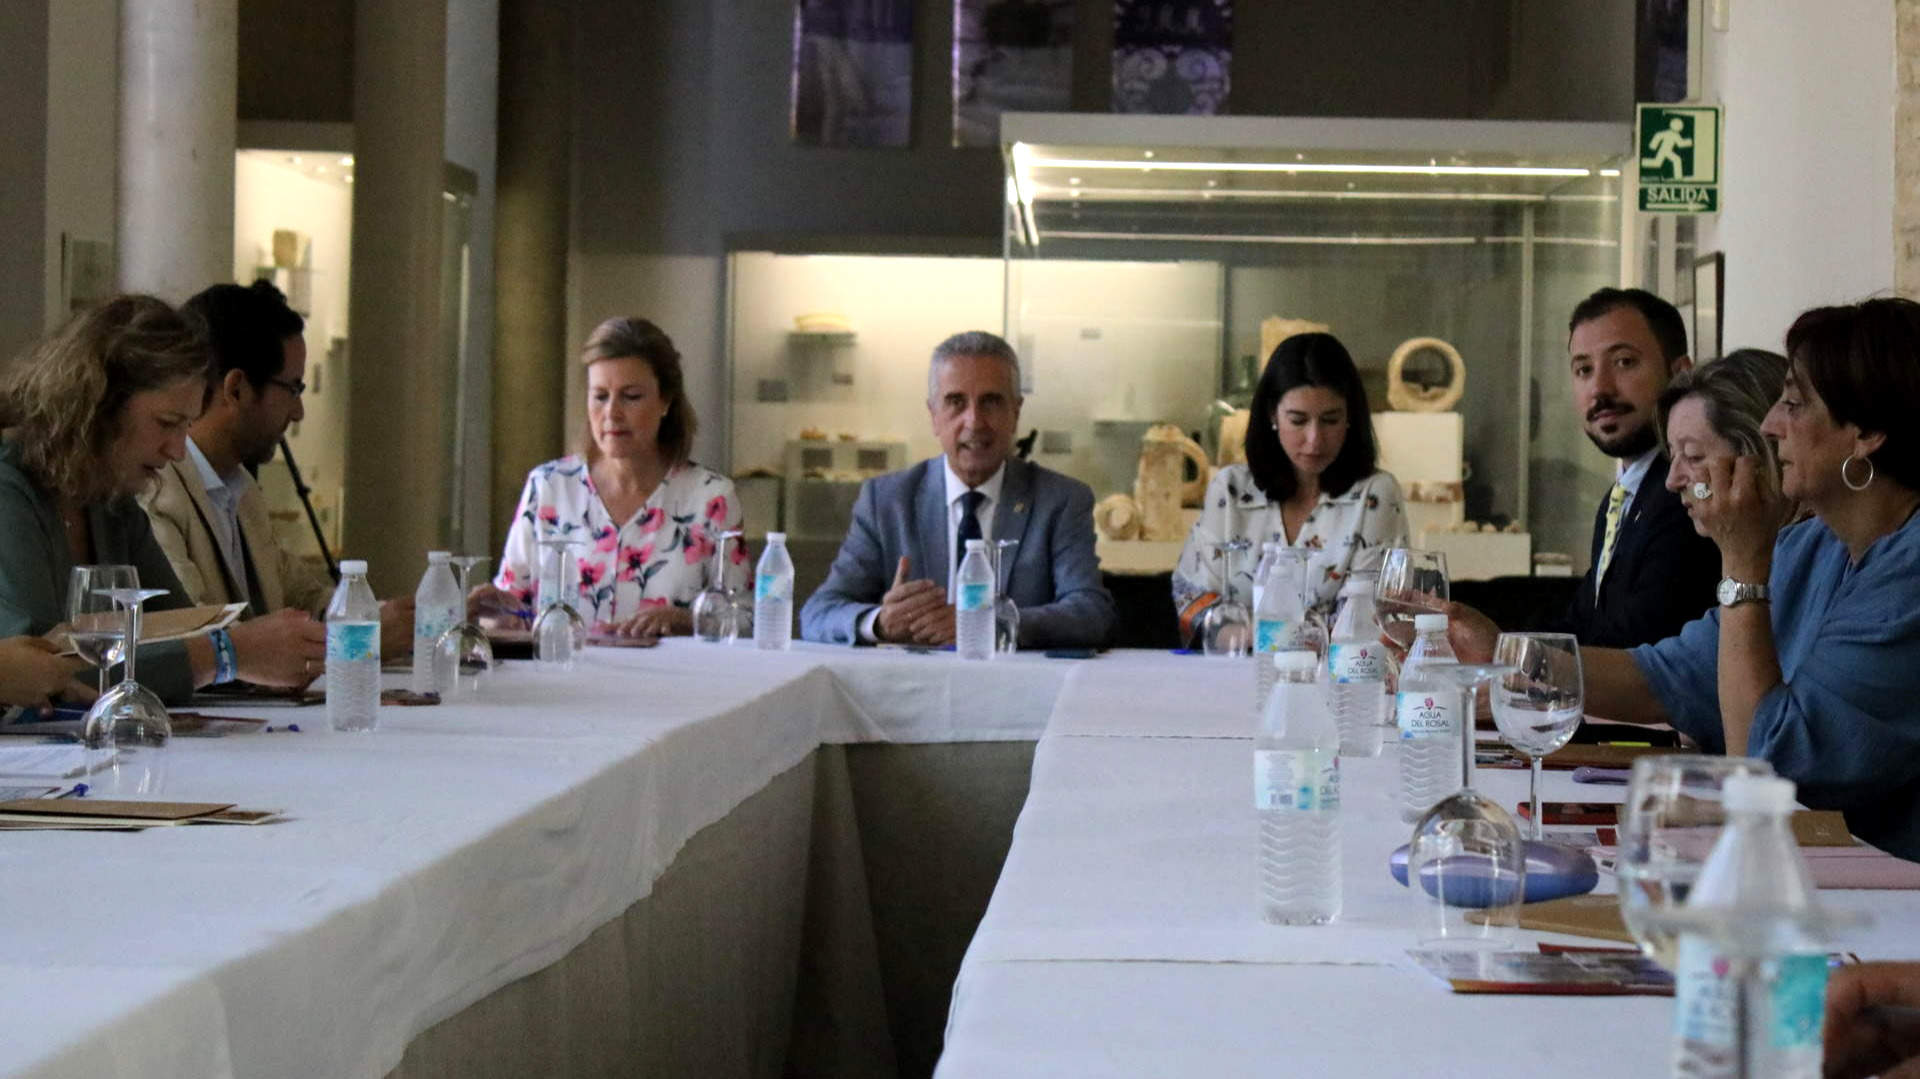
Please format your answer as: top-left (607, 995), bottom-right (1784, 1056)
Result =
top-left (67, 564), bottom-right (135, 697)
top-left (992, 538), bottom-right (1020, 654)
top-left (438, 555), bottom-right (496, 695)
top-left (1374, 548), bottom-right (1449, 650)
top-left (1200, 539), bottom-right (1253, 658)
top-left (1489, 632), bottom-right (1585, 840)
top-left (692, 530), bottom-right (745, 643)
top-left (533, 538), bottom-right (587, 670)
top-left (79, 587), bottom-right (173, 796)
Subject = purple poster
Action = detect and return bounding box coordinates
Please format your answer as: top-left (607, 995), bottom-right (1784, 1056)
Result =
top-left (1112, 0), bottom-right (1232, 115)
top-left (953, 0), bottom-right (1077, 148)
top-left (791, 0), bottom-right (916, 147)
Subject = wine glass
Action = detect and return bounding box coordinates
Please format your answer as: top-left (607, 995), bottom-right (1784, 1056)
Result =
top-left (67, 565), bottom-right (135, 697)
top-left (1617, 755), bottom-right (1774, 970)
top-left (438, 555), bottom-right (495, 695)
top-left (79, 587), bottom-right (172, 796)
top-left (1374, 548), bottom-right (1449, 649)
top-left (692, 530), bottom-right (744, 643)
top-left (1489, 632), bottom-right (1585, 840)
top-left (991, 538), bottom-right (1021, 655)
top-left (1404, 660), bottom-right (1524, 949)
top-left (533, 538), bottom-right (587, 669)
top-left (1200, 539), bottom-right (1252, 657)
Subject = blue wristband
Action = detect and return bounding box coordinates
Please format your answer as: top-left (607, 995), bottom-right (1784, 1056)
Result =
top-left (210, 628), bottom-right (239, 684)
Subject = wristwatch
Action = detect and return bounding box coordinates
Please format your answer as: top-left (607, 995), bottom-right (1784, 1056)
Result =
top-left (1716, 577), bottom-right (1771, 607)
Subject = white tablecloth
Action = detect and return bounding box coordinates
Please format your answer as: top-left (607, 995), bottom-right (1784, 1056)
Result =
top-left (0, 642), bottom-right (1071, 1079)
top-left (936, 661), bottom-right (1920, 1078)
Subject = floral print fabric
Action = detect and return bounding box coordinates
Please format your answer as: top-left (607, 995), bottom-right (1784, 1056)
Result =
top-left (494, 455), bottom-right (750, 629)
top-left (1173, 465), bottom-right (1409, 617)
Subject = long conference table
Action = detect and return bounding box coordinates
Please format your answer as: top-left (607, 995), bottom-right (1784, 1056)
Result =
top-left (2, 644), bottom-right (1913, 1078)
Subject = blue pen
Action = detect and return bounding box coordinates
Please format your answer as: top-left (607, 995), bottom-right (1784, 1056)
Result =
top-left (56, 782), bottom-right (87, 799)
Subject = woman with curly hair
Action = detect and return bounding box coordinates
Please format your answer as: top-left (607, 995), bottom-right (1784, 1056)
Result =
top-left (0, 295), bottom-right (324, 702)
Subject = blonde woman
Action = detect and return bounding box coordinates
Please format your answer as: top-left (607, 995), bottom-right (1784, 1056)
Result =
top-left (1658, 348), bottom-right (1792, 534)
top-left (478, 318), bottom-right (748, 637)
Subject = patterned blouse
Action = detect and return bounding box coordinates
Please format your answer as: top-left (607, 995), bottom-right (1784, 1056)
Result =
top-left (1173, 465), bottom-right (1409, 635)
top-left (493, 455), bottom-right (750, 629)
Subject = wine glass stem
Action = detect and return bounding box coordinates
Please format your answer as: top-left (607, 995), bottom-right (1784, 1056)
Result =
top-left (710, 534), bottom-right (729, 588)
top-left (1457, 682), bottom-right (1477, 790)
top-left (121, 602), bottom-right (141, 686)
top-left (1528, 755), bottom-right (1544, 841)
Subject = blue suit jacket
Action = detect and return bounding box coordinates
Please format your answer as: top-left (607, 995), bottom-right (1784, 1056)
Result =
top-left (799, 457), bottom-right (1116, 648)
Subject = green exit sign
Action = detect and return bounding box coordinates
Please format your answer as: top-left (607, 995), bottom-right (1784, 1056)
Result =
top-left (1636, 103), bottom-right (1721, 214)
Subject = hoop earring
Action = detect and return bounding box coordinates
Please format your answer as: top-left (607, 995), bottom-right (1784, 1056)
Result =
top-left (1841, 454), bottom-right (1875, 492)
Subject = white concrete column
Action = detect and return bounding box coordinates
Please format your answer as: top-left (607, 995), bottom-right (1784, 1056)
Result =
top-left (117, 0), bottom-right (236, 301)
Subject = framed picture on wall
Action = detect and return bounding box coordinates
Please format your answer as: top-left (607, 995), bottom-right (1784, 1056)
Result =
top-left (1691, 251), bottom-right (1723, 363)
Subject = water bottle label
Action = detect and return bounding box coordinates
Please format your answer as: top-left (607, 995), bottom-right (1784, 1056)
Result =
top-left (958, 582), bottom-right (991, 612)
top-left (414, 616), bottom-right (453, 645)
top-left (1328, 643), bottom-right (1386, 684)
top-left (1395, 691), bottom-right (1455, 740)
top-left (327, 622), bottom-right (379, 663)
top-left (756, 573), bottom-right (788, 602)
top-left (1254, 749), bottom-right (1340, 813)
top-left (1671, 936), bottom-right (1736, 1053)
top-left (1768, 954), bottom-right (1829, 1051)
top-left (1255, 618), bottom-right (1290, 653)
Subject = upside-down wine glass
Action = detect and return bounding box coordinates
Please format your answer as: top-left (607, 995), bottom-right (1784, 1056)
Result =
top-left (1404, 659), bottom-right (1524, 949)
top-left (533, 537), bottom-right (588, 669)
top-left (992, 538), bottom-right (1020, 655)
top-left (67, 564), bottom-right (136, 698)
top-left (692, 530), bottom-right (745, 643)
top-left (79, 586), bottom-right (173, 796)
top-left (1200, 538), bottom-right (1253, 657)
top-left (438, 555), bottom-right (496, 695)
top-left (1489, 632), bottom-right (1585, 841)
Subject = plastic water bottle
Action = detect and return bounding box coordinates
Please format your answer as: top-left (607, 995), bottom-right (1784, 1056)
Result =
top-left (955, 539), bottom-right (995, 660)
top-left (1253, 548), bottom-right (1310, 714)
top-left (325, 559), bottom-right (382, 732)
top-left (1395, 613), bottom-right (1458, 822)
top-left (411, 550), bottom-right (461, 695)
top-left (1670, 774), bottom-right (1828, 1079)
top-left (753, 532), bottom-right (794, 651)
top-left (1327, 572), bottom-right (1388, 757)
top-left (1256, 650), bottom-right (1342, 925)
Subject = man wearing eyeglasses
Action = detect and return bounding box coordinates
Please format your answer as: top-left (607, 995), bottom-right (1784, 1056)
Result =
top-left (141, 281), bottom-right (412, 652)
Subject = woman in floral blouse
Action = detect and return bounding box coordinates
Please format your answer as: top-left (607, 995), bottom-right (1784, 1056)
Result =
top-left (477, 317), bottom-right (748, 636)
top-left (1174, 332), bottom-right (1408, 645)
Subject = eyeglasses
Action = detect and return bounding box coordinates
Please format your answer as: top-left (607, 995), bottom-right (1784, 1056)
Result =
top-left (265, 376), bottom-right (306, 397)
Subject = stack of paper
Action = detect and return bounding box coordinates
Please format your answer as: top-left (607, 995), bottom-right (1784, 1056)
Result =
top-left (0, 744), bottom-right (119, 779)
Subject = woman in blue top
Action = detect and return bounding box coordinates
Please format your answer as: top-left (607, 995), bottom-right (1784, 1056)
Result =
top-left (1452, 298), bottom-right (1920, 861)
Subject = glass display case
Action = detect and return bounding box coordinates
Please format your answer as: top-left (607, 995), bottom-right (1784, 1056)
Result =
top-left (1001, 114), bottom-right (1632, 576)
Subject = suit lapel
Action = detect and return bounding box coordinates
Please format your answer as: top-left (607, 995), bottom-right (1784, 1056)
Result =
top-left (915, 461), bottom-right (949, 591)
top-left (237, 483), bottom-right (283, 612)
top-left (174, 461), bottom-right (243, 604)
top-left (991, 459), bottom-right (1034, 595)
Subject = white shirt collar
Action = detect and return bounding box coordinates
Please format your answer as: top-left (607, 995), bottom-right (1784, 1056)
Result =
top-left (1615, 445), bottom-right (1660, 499)
top-left (185, 437), bottom-right (230, 497)
top-left (942, 456), bottom-right (1007, 508)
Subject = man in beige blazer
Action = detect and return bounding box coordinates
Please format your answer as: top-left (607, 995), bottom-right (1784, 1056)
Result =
top-left (141, 282), bottom-right (411, 654)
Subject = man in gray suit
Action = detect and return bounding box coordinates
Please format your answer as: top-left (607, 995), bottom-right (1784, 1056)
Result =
top-left (800, 331), bottom-right (1116, 648)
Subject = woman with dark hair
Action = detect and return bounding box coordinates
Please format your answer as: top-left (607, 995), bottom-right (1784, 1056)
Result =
top-left (1449, 298), bottom-right (1920, 861)
top-left (478, 317), bottom-right (747, 637)
top-left (0, 295), bottom-right (326, 702)
top-left (1173, 332), bottom-right (1407, 643)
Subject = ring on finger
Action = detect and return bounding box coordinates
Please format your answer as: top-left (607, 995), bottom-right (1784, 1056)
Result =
top-left (1691, 481), bottom-right (1713, 501)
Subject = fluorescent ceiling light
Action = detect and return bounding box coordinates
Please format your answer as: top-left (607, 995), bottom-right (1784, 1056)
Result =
top-left (1024, 153), bottom-right (1599, 179)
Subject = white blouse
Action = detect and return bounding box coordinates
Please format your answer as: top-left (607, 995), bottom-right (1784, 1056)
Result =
top-left (1173, 465), bottom-right (1408, 628)
top-left (493, 455), bottom-right (750, 629)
